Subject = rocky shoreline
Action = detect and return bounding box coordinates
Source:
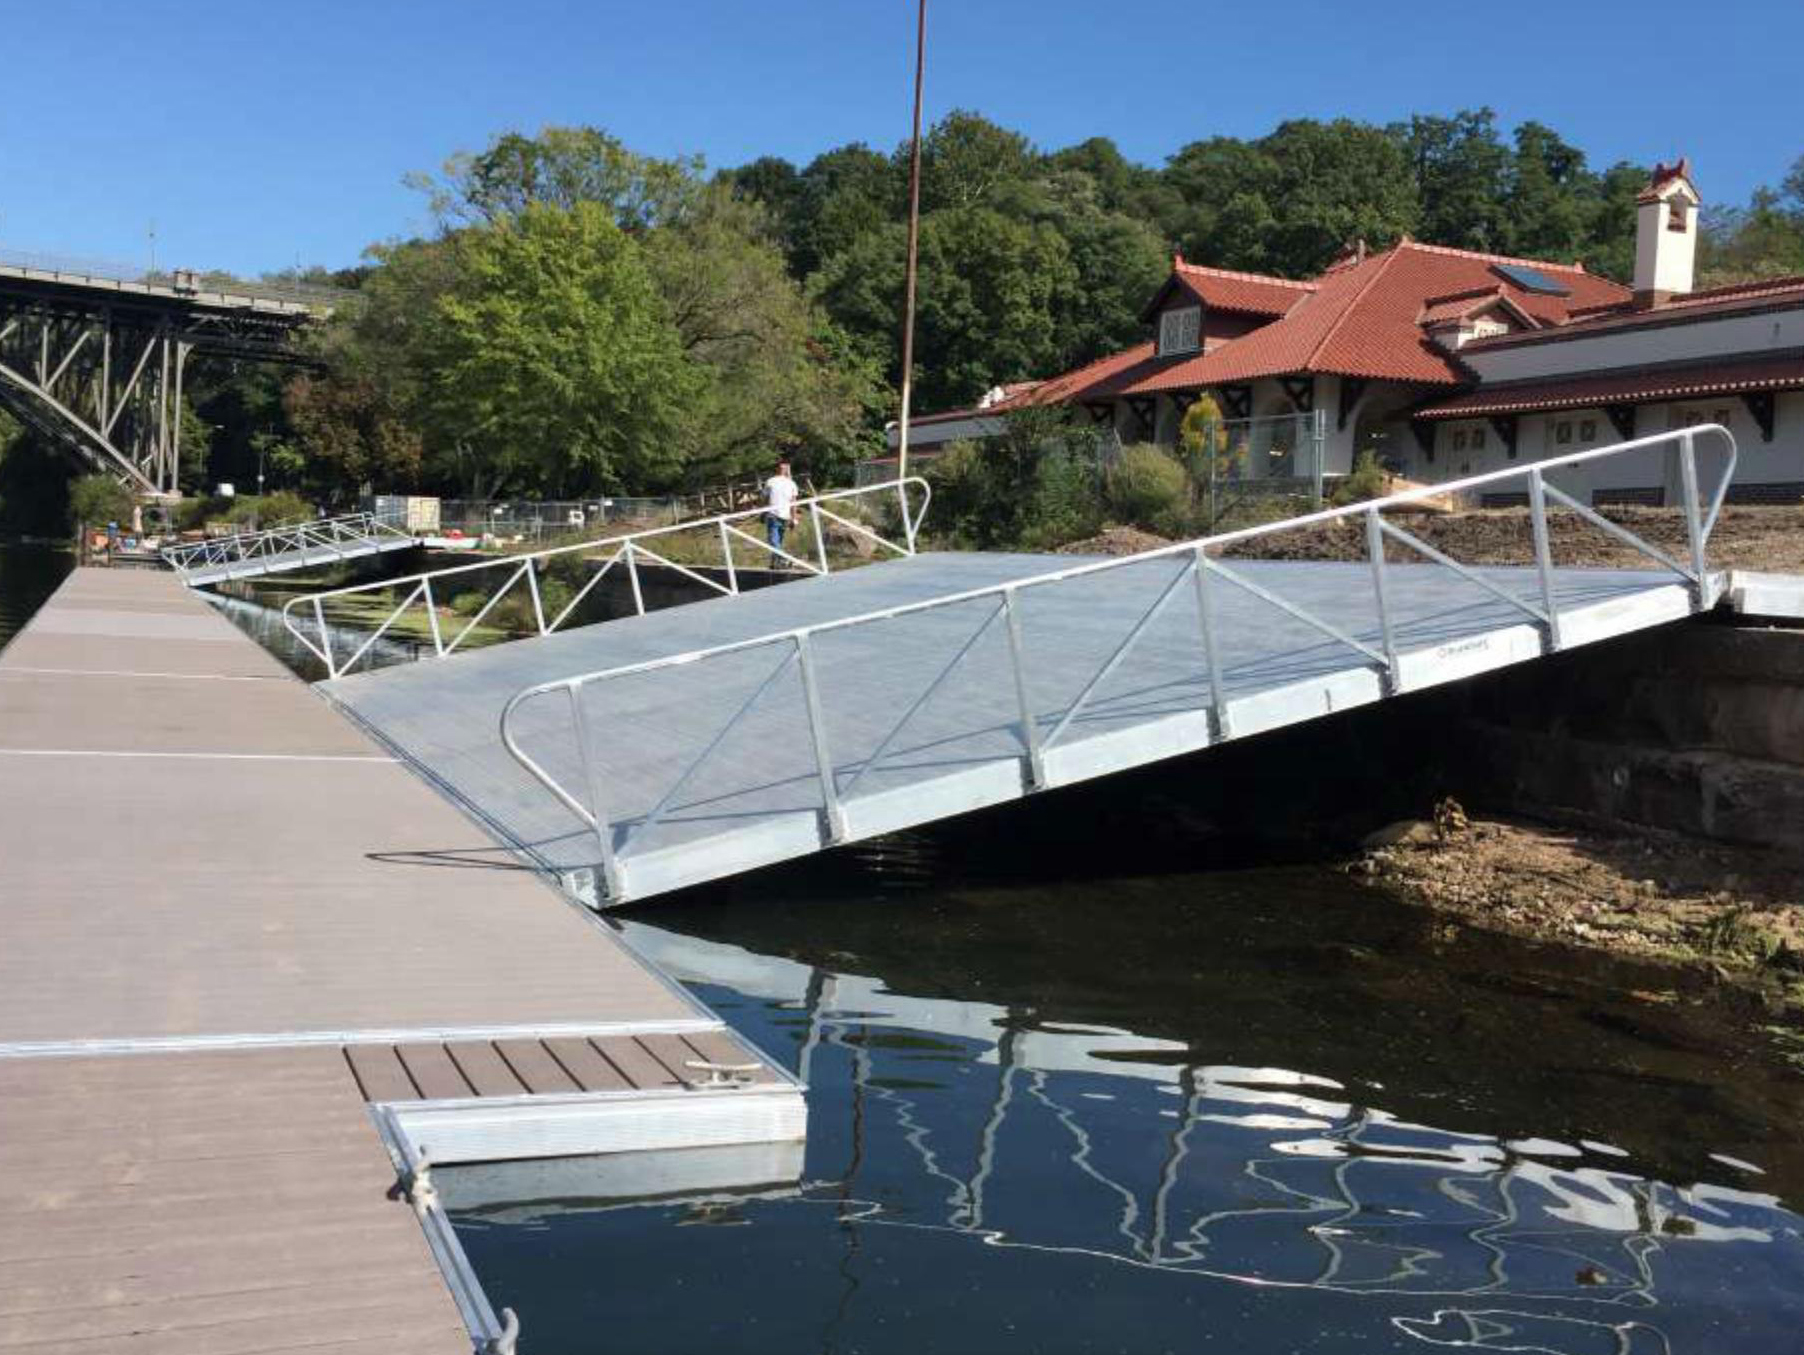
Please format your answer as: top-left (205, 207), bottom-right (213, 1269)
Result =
top-left (1349, 803), bottom-right (1804, 1040)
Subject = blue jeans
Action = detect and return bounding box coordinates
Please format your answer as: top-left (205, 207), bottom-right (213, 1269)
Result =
top-left (765, 513), bottom-right (787, 566)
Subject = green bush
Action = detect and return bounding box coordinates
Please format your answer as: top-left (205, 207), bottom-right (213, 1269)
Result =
top-left (223, 490), bottom-right (316, 528)
top-left (67, 475), bottom-right (134, 531)
top-left (449, 591), bottom-right (487, 617)
top-left (1019, 448), bottom-right (1104, 550)
top-left (1329, 450), bottom-right (1388, 507)
top-left (1106, 445), bottom-right (1189, 534)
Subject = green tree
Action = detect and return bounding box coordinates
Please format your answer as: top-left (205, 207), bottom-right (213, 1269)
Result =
top-left (784, 143), bottom-right (898, 279)
top-left (422, 203), bottom-right (700, 494)
top-left (409, 126), bottom-right (703, 231)
top-left (911, 110), bottom-right (1037, 214)
top-left (643, 187), bottom-right (880, 482)
top-left (816, 207), bottom-right (1079, 411)
top-left (1392, 109), bottom-right (1511, 254)
top-left (67, 474), bottom-right (133, 534)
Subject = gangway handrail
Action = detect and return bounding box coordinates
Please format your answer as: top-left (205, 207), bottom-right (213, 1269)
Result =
top-left (498, 426), bottom-right (1736, 902)
top-left (282, 477), bottom-right (931, 679)
top-left (161, 511), bottom-right (413, 578)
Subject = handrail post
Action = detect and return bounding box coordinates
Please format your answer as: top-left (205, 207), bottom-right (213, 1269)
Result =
top-left (625, 541), bottom-right (645, 616)
top-left (524, 560), bottom-right (548, 635)
top-left (565, 683), bottom-right (625, 901)
top-left (794, 634), bottom-right (846, 842)
top-left (1366, 507), bottom-right (1399, 690)
top-left (1678, 430), bottom-right (1711, 608)
top-left (422, 575), bottom-right (445, 658)
top-left (312, 596), bottom-right (335, 679)
top-left (1192, 546), bottom-right (1229, 740)
top-left (1002, 588), bottom-right (1046, 788)
top-left (1527, 467), bottom-right (1563, 651)
top-left (898, 479), bottom-right (916, 553)
top-left (718, 519), bottom-right (738, 594)
top-left (810, 500), bottom-right (830, 574)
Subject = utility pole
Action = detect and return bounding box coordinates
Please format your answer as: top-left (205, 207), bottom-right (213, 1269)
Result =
top-left (895, 0), bottom-right (927, 482)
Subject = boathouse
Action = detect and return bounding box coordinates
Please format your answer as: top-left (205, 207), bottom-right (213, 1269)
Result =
top-left (884, 160), bottom-right (1804, 506)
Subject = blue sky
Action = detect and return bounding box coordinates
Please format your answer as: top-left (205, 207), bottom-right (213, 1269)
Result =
top-left (2, 0), bottom-right (1799, 277)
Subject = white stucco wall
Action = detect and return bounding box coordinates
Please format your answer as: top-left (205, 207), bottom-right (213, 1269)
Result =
top-left (1462, 305), bottom-right (1804, 383)
top-left (1411, 393), bottom-right (1803, 502)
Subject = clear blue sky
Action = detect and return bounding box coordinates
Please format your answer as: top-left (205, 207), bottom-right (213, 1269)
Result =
top-left (3, 0), bottom-right (1799, 278)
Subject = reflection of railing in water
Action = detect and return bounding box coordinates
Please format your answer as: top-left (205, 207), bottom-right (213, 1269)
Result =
top-left (625, 922), bottom-right (1791, 1348)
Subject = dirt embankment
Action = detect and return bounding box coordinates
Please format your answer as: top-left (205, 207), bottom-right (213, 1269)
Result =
top-left (1351, 804), bottom-right (1804, 1029)
top-left (1063, 505), bottom-right (1804, 571)
top-left (1227, 504), bottom-right (1804, 572)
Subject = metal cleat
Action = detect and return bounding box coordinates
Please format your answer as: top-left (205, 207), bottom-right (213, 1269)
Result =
top-left (684, 1059), bottom-right (760, 1089)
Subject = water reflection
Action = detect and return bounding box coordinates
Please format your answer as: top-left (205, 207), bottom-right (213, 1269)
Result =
top-left (450, 912), bottom-right (1804, 1354)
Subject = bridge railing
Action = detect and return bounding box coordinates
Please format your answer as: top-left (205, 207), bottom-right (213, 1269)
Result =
top-left (162, 511), bottom-right (413, 580)
top-left (498, 426), bottom-right (1736, 901)
top-left (283, 477), bottom-right (931, 680)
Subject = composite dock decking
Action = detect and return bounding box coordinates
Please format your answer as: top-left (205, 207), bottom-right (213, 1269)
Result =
top-left (323, 549), bottom-right (1714, 905)
top-left (0, 568), bottom-right (799, 1353)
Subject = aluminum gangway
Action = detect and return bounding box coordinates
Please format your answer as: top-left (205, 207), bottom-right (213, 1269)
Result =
top-left (281, 477), bottom-right (930, 678)
top-left (319, 427), bottom-right (1759, 908)
top-left (162, 510), bottom-right (418, 585)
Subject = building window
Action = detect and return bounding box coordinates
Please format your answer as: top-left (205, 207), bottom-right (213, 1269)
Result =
top-left (1452, 430), bottom-right (1468, 451)
top-left (1555, 420), bottom-right (1573, 445)
top-left (1579, 418), bottom-right (1597, 442)
top-left (1471, 426), bottom-right (1487, 450)
top-left (1158, 306), bottom-right (1201, 356)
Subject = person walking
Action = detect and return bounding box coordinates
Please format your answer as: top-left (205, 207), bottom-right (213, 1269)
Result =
top-left (764, 458), bottom-right (798, 568)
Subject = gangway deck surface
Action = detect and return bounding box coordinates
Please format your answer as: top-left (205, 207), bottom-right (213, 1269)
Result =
top-left (323, 549), bottom-right (1708, 905)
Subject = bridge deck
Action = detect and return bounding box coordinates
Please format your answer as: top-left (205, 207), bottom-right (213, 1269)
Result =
top-left (0, 568), bottom-right (799, 1352)
top-left (322, 550), bottom-right (1705, 906)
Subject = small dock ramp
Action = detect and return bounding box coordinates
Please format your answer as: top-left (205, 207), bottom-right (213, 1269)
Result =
top-left (321, 429), bottom-right (1745, 908)
top-left (163, 510), bottom-right (417, 585)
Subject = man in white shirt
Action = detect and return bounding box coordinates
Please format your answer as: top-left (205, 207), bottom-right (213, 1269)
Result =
top-left (764, 459), bottom-right (798, 567)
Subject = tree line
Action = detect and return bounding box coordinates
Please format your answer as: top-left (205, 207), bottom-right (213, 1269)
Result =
top-left (3, 112), bottom-right (1801, 529)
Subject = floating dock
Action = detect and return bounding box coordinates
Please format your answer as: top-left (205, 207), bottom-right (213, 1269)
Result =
top-left (0, 567), bottom-right (802, 1354)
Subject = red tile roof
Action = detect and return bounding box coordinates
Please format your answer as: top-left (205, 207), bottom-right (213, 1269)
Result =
top-left (1416, 351), bottom-right (1804, 418)
top-left (1028, 240), bottom-right (1631, 404)
top-left (1466, 273), bottom-right (1804, 349)
top-left (1160, 258), bottom-right (1316, 319)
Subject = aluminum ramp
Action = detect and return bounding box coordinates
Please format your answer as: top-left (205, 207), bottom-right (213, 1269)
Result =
top-left (163, 511), bottom-right (417, 586)
top-left (318, 428), bottom-right (1745, 908)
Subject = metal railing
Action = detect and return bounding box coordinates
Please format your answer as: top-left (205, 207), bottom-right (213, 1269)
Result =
top-left (161, 511), bottom-right (414, 580)
top-left (0, 247), bottom-right (355, 311)
top-left (283, 477), bottom-right (931, 680)
top-left (499, 426), bottom-right (1736, 901)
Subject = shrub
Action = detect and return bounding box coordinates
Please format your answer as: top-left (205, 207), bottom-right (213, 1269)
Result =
top-left (1019, 448), bottom-right (1104, 550)
top-left (1330, 450), bottom-right (1388, 507)
top-left (1106, 445), bottom-right (1189, 534)
top-left (449, 591), bottom-right (487, 617)
top-left (67, 475), bottom-right (134, 531)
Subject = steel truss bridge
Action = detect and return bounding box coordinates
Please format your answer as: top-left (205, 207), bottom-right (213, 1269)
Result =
top-left (0, 255), bottom-right (338, 496)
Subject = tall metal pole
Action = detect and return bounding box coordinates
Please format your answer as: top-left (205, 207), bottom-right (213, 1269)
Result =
top-left (896, 0), bottom-right (927, 482)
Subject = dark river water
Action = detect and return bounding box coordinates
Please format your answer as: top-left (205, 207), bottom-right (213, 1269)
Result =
top-left (8, 550), bottom-right (1802, 1354)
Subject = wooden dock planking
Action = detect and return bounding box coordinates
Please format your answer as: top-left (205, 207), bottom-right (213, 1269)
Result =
top-left (0, 1048), bottom-right (466, 1355)
top-left (0, 567), bottom-right (800, 1354)
top-left (538, 1036), bottom-right (633, 1091)
top-left (492, 1038), bottom-right (583, 1095)
top-left (443, 1040), bottom-right (529, 1097)
top-left (395, 1042), bottom-right (477, 1100)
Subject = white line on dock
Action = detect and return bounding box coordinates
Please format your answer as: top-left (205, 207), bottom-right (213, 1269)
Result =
top-left (0, 747), bottom-right (397, 762)
top-left (0, 665), bottom-right (290, 682)
top-left (0, 1017), bottom-right (729, 1059)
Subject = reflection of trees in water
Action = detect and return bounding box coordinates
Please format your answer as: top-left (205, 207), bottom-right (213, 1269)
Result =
top-left (787, 967), bottom-right (1787, 1354)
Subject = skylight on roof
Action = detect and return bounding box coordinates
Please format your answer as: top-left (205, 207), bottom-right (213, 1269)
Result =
top-left (1494, 263), bottom-right (1570, 297)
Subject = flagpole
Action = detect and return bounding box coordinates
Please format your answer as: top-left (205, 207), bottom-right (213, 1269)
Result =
top-left (896, 0), bottom-right (926, 482)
